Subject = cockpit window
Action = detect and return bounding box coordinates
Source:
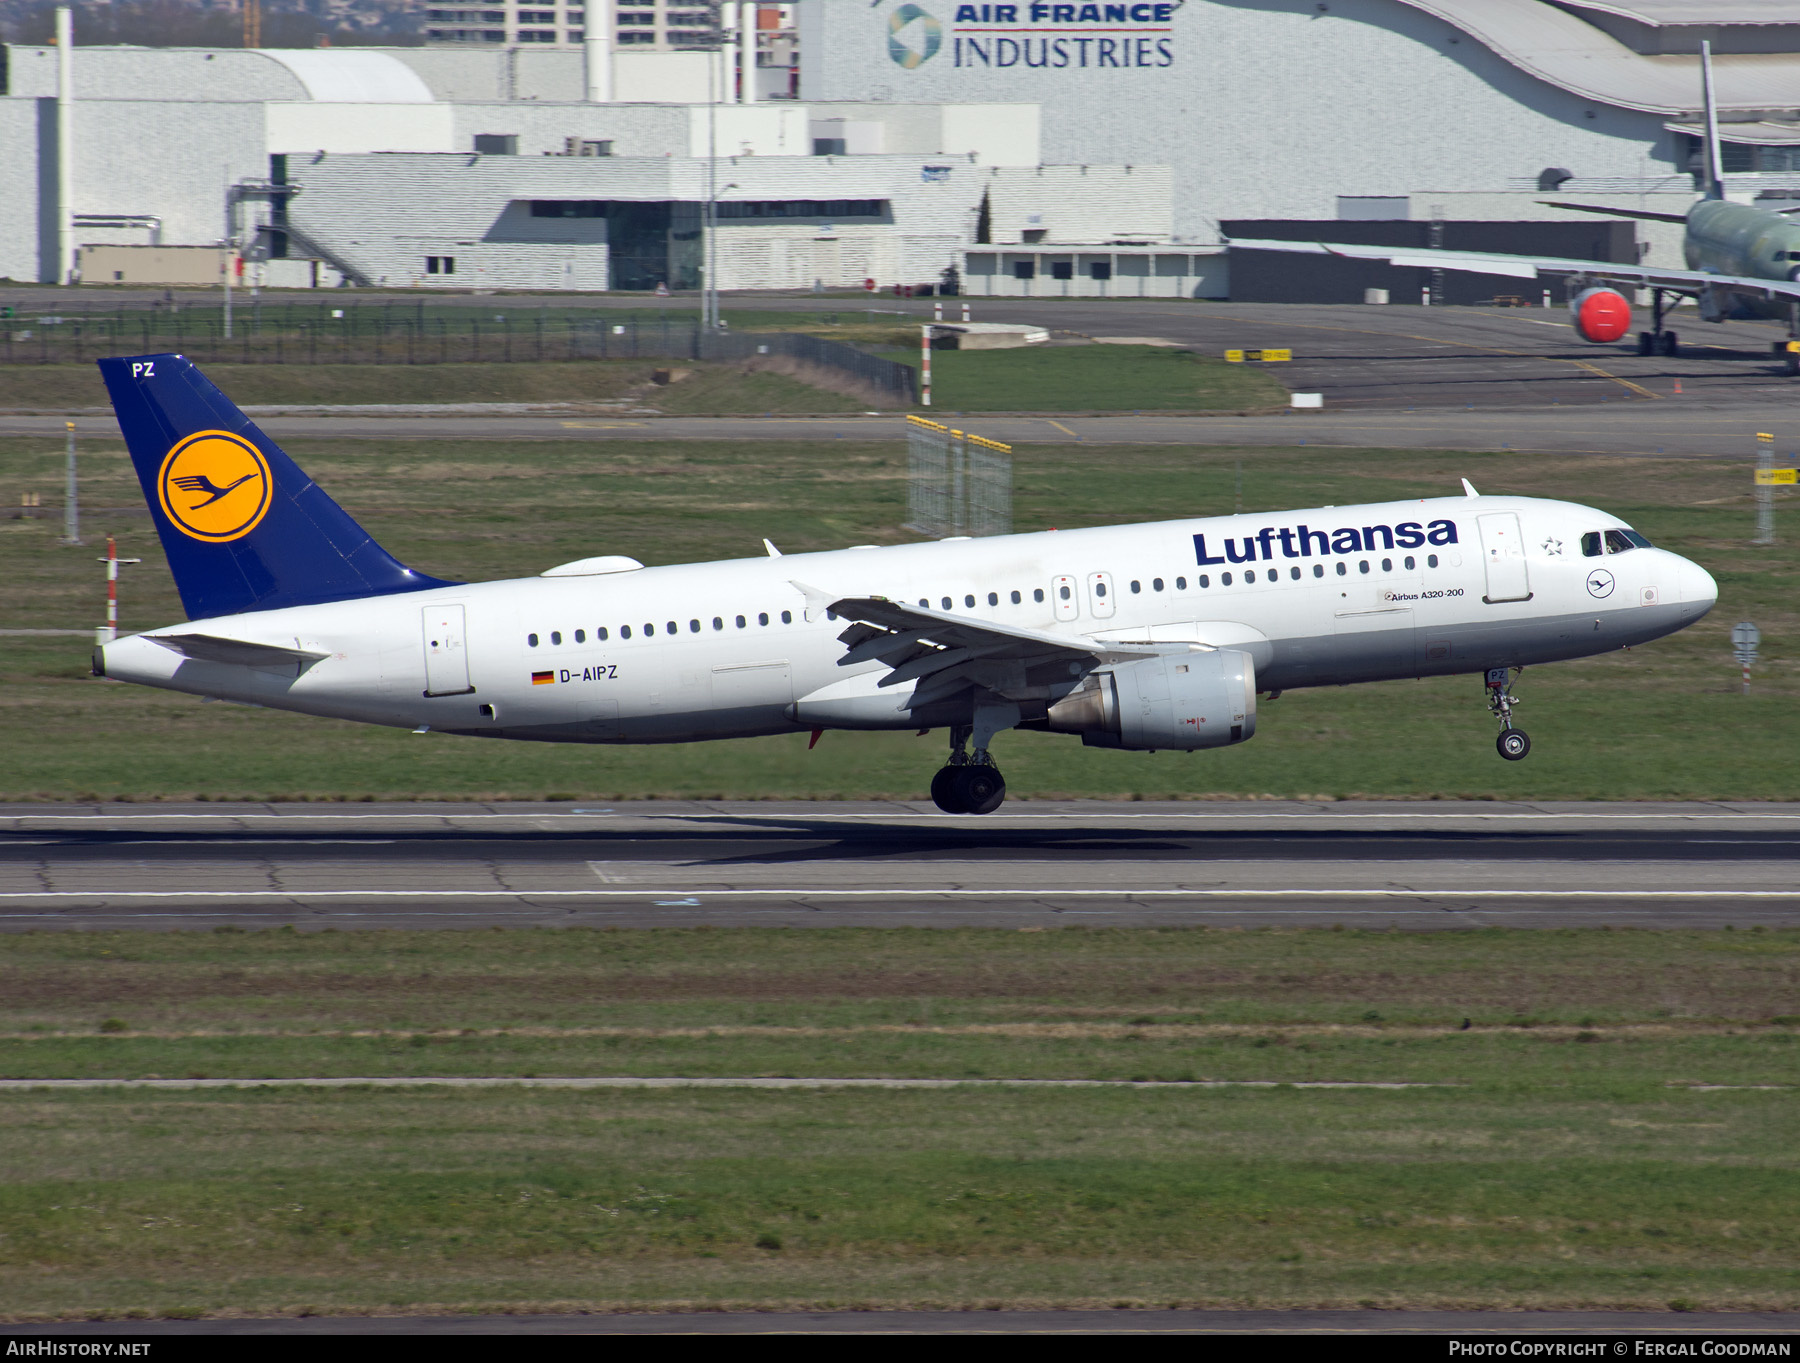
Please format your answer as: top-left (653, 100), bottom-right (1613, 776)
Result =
top-left (1605, 529), bottom-right (1652, 553)
top-left (1581, 532), bottom-right (1602, 558)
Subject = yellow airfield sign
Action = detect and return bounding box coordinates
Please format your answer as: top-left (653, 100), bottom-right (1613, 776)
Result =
top-left (1224, 348), bottom-right (1292, 363)
top-left (1754, 468), bottom-right (1797, 485)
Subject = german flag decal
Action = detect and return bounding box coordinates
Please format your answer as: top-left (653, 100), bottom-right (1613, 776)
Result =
top-left (531, 670), bottom-right (555, 685)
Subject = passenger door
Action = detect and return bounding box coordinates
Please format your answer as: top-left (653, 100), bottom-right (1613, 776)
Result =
top-left (1478, 513), bottom-right (1532, 603)
top-left (421, 604), bottom-right (473, 697)
top-left (1051, 574), bottom-right (1079, 622)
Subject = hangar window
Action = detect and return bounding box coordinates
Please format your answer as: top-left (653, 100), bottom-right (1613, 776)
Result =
top-left (716, 200), bottom-right (887, 220)
top-left (531, 200), bottom-right (604, 218)
top-left (528, 633), bottom-right (539, 647)
top-left (574, 629), bottom-right (586, 643)
top-left (1090, 262), bottom-right (1112, 281)
top-left (1050, 261), bottom-right (1074, 281)
top-left (425, 256), bottom-right (455, 274)
top-left (1013, 261), bottom-right (1036, 281)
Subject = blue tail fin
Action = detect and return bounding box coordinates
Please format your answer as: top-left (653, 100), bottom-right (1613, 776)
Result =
top-left (98, 353), bottom-right (452, 621)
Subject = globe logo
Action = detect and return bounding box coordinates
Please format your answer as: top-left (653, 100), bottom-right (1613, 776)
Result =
top-left (887, 4), bottom-right (942, 68)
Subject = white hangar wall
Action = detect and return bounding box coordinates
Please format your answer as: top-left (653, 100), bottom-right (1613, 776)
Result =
top-left (799, 0), bottom-right (1678, 243)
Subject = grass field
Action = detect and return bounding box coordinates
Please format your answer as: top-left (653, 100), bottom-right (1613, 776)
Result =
top-left (2, 927), bottom-right (1796, 1319)
top-left (1, 434), bottom-right (1794, 801)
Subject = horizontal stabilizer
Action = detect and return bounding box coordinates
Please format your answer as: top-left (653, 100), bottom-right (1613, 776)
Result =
top-left (1538, 201), bottom-right (1691, 224)
top-left (147, 633), bottom-right (329, 670)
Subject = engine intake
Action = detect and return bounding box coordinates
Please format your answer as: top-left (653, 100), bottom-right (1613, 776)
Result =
top-left (1569, 285), bottom-right (1632, 344)
top-left (1045, 650), bottom-right (1257, 751)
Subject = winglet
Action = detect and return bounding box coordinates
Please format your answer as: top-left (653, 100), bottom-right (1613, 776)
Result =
top-left (788, 579), bottom-right (837, 623)
top-left (762, 538), bottom-right (783, 558)
top-left (1461, 479), bottom-right (1480, 498)
top-left (1701, 39), bottom-right (1725, 200)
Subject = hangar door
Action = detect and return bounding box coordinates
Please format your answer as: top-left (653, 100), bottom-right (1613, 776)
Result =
top-left (1477, 513), bottom-right (1532, 603)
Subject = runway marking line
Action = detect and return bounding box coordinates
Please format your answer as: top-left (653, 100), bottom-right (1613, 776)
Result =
top-left (5, 889), bottom-right (1800, 901)
top-left (11, 810), bottom-right (1800, 823)
top-left (0, 1076), bottom-right (1448, 1091)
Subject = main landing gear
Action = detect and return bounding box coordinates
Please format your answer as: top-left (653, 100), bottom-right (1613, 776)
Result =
top-left (1486, 666), bottom-right (1530, 761)
top-left (1636, 288), bottom-right (1679, 357)
top-left (929, 699), bottom-right (1020, 814)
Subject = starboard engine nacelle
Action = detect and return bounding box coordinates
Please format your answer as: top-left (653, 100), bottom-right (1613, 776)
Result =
top-left (1044, 650), bottom-right (1257, 751)
top-left (1569, 286), bottom-right (1633, 343)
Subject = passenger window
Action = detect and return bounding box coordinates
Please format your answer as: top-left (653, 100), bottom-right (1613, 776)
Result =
top-left (1198, 574), bottom-right (1209, 588)
top-left (1096, 582), bottom-right (1108, 598)
top-left (598, 627), bottom-right (608, 641)
top-left (1245, 570), bottom-right (1256, 583)
top-left (622, 625), bottom-right (632, 639)
top-left (1359, 561), bottom-right (1370, 574)
top-left (528, 633), bottom-right (539, 647)
top-left (1153, 578), bottom-right (1164, 592)
top-left (736, 615), bottom-right (746, 629)
top-left (1581, 532), bottom-right (1603, 558)
top-left (1336, 562), bottom-right (1347, 576)
top-left (1289, 566), bottom-right (1300, 580)
top-left (551, 631), bottom-right (562, 645)
top-left (1404, 556), bottom-right (1415, 570)
top-left (919, 599), bottom-right (929, 607)
top-left (781, 610), bottom-right (792, 624)
top-left (758, 612), bottom-right (770, 626)
top-left (1010, 590), bottom-right (1022, 604)
top-left (1034, 588), bottom-right (1045, 603)
top-left (644, 623), bottom-right (655, 636)
top-left (575, 629), bottom-right (586, 643)
top-left (988, 592), bottom-right (999, 606)
top-left (1058, 585), bottom-right (1071, 601)
top-left (1176, 577), bottom-right (1186, 590)
top-left (1130, 580), bottom-right (1141, 594)
top-left (1221, 572), bottom-right (1233, 586)
top-left (667, 621), bottom-right (677, 635)
top-left (1381, 558), bottom-right (1392, 572)
top-left (689, 619), bottom-right (700, 633)
top-left (965, 594), bottom-right (976, 608)
top-left (1312, 564), bottom-right (1323, 578)
top-left (942, 597), bottom-right (952, 610)
top-left (1427, 554), bottom-right (1439, 569)
top-left (712, 617), bottom-right (723, 631)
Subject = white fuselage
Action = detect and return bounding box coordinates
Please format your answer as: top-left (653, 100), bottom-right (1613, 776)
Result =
top-left (97, 493), bottom-right (1717, 744)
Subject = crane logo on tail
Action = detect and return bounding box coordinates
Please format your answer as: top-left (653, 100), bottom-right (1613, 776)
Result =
top-left (156, 430), bottom-right (272, 542)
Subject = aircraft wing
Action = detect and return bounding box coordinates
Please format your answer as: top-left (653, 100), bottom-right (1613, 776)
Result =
top-left (146, 633), bottom-right (330, 671)
top-left (1226, 238), bottom-right (1800, 303)
top-left (824, 595), bottom-right (1157, 712)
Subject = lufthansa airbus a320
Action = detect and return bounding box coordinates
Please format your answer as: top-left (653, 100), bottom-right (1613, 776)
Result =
top-left (91, 354), bottom-right (1717, 814)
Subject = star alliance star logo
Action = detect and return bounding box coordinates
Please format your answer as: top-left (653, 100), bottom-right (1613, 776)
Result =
top-left (1541, 537), bottom-right (1563, 557)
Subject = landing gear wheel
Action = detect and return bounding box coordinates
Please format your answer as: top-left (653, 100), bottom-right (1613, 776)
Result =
top-left (1656, 330), bottom-right (1679, 357)
top-left (1496, 728), bottom-right (1531, 762)
top-left (930, 766), bottom-right (971, 814)
top-left (1637, 331), bottom-right (1655, 356)
top-left (951, 764), bottom-right (1007, 815)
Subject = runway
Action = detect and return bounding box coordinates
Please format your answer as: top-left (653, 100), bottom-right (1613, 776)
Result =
top-left (6, 800), bottom-right (1800, 930)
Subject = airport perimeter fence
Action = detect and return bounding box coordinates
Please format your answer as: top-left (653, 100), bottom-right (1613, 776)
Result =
top-left (0, 303), bottom-right (917, 406)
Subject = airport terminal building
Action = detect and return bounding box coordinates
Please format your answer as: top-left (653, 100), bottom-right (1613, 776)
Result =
top-left (5, 1), bottom-right (1800, 294)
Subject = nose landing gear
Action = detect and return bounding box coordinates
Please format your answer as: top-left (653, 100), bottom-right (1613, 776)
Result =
top-left (1486, 667), bottom-right (1530, 761)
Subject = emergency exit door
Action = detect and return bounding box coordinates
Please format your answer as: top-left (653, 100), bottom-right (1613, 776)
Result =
top-left (1477, 513), bottom-right (1532, 603)
top-left (422, 604), bottom-right (474, 696)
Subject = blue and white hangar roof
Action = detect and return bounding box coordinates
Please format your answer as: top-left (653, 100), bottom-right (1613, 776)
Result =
top-left (798, 0), bottom-right (1800, 241)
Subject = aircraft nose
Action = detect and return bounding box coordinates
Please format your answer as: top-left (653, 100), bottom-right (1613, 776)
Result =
top-left (1677, 557), bottom-right (1718, 617)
